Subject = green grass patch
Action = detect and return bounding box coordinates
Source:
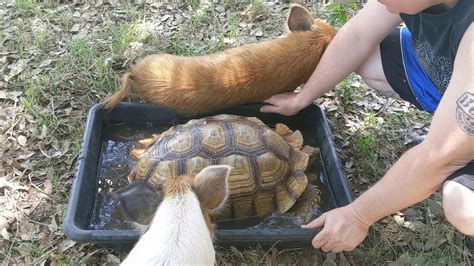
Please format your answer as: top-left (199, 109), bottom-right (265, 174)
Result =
top-left (326, 2), bottom-right (359, 27)
top-left (364, 236), bottom-right (392, 264)
top-left (6, 25), bottom-right (31, 54)
top-left (123, 3), bottom-right (145, 21)
top-left (67, 37), bottom-right (100, 69)
top-left (168, 31), bottom-right (207, 56)
top-left (33, 30), bottom-right (52, 49)
top-left (363, 112), bottom-right (377, 129)
top-left (337, 78), bottom-right (364, 104)
top-left (14, 0), bottom-right (39, 15)
top-left (190, 9), bottom-right (215, 29)
top-left (228, 12), bottom-right (239, 39)
top-left (207, 35), bottom-right (232, 53)
top-left (111, 23), bottom-right (150, 55)
top-left (52, 11), bottom-right (74, 29)
top-left (355, 131), bottom-right (377, 154)
top-left (248, 0), bottom-right (266, 17)
top-left (39, 37), bottom-right (115, 98)
top-left (43, 0), bottom-right (60, 8)
top-left (186, 0), bottom-right (200, 10)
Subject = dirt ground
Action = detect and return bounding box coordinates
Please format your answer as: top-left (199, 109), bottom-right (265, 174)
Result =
top-left (1, 0), bottom-right (472, 264)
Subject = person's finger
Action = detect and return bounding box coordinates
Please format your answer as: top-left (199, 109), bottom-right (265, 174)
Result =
top-left (260, 104), bottom-right (279, 113)
top-left (312, 229), bottom-right (330, 249)
top-left (301, 214), bottom-right (325, 229)
top-left (320, 241), bottom-right (335, 253)
top-left (331, 248), bottom-right (344, 253)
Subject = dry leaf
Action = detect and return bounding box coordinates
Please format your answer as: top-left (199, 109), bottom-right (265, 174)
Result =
top-left (70, 24), bottom-right (81, 33)
top-left (424, 235), bottom-right (446, 250)
top-left (106, 254), bottom-right (121, 264)
top-left (0, 216), bottom-right (8, 231)
top-left (43, 179), bottom-right (53, 196)
top-left (0, 90), bottom-right (23, 102)
top-left (57, 239), bottom-right (76, 253)
top-left (393, 214), bottom-right (405, 226)
top-left (38, 58), bottom-right (53, 69)
top-left (388, 253), bottom-right (410, 266)
top-left (322, 252), bottom-right (337, 266)
top-left (17, 135), bottom-right (27, 146)
top-left (1, 228), bottom-right (9, 240)
top-left (338, 253), bottom-right (351, 266)
top-left (4, 60), bottom-right (26, 82)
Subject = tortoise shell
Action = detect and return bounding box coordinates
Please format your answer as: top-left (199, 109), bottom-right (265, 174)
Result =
top-left (128, 114), bottom-right (318, 221)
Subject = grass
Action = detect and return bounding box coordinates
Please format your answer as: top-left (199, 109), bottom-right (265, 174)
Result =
top-left (68, 37), bottom-right (99, 67)
top-left (337, 77), bottom-right (364, 105)
top-left (65, 37), bottom-right (116, 96)
top-left (186, 0), bottom-right (200, 10)
top-left (228, 12), bottom-right (239, 39)
top-left (42, 0), bottom-right (60, 8)
top-left (112, 23), bottom-right (150, 55)
top-left (123, 3), bottom-right (146, 21)
top-left (33, 30), bottom-right (52, 50)
top-left (169, 34), bottom-right (205, 56)
top-left (51, 11), bottom-right (73, 29)
top-left (6, 25), bottom-right (31, 55)
top-left (326, 2), bottom-right (359, 27)
top-left (190, 9), bottom-right (215, 29)
top-left (14, 0), bottom-right (39, 15)
top-left (248, 0), bottom-right (266, 17)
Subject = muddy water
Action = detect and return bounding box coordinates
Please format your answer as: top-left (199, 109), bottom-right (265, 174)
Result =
top-left (89, 122), bottom-right (325, 230)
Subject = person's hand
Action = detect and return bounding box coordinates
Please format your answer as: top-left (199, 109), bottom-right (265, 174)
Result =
top-left (260, 92), bottom-right (306, 116)
top-left (301, 204), bottom-right (370, 253)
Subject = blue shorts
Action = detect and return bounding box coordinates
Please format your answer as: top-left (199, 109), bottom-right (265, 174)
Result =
top-left (380, 26), bottom-right (442, 113)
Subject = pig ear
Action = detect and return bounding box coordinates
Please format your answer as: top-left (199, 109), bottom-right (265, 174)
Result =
top-left (193, 165), bottom-right (231, 211)
top-left (287, 4), bottom-right (314, 32)
top-left (114, 181), bottom-right (163, 225)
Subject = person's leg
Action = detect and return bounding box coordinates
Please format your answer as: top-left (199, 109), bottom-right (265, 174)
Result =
top-left (408, 134), bottom-right (474, 249)
top-left (442, 163), bottom-right (474, 237)
top-left (356, 45), bottom-right (402, 100)
top-left (356, 28), bottom-right (424, 110)
top-left (443, 182), bottom-right (474, 235)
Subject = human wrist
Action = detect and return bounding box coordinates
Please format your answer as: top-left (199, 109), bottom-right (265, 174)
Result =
top-left (294, 91), bottom-right (313, 110)
top-left (349, 202), bottom-right (373, 228)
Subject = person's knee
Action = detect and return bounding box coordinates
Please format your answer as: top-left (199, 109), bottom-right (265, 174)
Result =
top-left (442, 181), bottom-right (474, 236)
top-left (355, 61), bottom-right (374, 85)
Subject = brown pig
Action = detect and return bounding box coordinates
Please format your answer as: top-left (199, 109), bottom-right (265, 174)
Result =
top-left (103, 4), bottom-right (336, 115)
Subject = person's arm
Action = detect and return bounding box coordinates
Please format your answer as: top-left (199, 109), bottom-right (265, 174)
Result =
top-left (303, 24), bottom-right (474, 253)
top-left (260, 0), bottom-right (402, 116)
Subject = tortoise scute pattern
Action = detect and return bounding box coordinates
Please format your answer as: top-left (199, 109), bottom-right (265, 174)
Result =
top-left (129, 114), bottom-right (312, 220)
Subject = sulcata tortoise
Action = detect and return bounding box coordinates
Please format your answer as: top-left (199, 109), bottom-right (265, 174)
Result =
top-left (117, 114), bottom-right (322, 226)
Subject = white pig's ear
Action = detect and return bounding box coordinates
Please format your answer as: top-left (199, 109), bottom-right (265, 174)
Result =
top-left (115, 181), bottom-right (162, 225)
top-left (193, 165), bottom-right (231, 211)
top-left (287, 4), bottom-right (314, 32)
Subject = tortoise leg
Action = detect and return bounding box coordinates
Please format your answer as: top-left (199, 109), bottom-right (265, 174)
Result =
top-left (302, 145), bottom-right (321, 168)
top-left (130, 134), bottom-right (161, 160)
top-left (274, 123), bottom-right (303, 150)
top-left (289, 185), bottom-right (322, 224)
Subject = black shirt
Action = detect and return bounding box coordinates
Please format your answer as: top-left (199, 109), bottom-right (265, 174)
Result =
top-left (400, 0), bottom-right (473, 95)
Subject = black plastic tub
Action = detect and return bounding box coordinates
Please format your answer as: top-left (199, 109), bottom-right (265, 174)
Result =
top-left (64, 102), bottom-right (353, 250)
